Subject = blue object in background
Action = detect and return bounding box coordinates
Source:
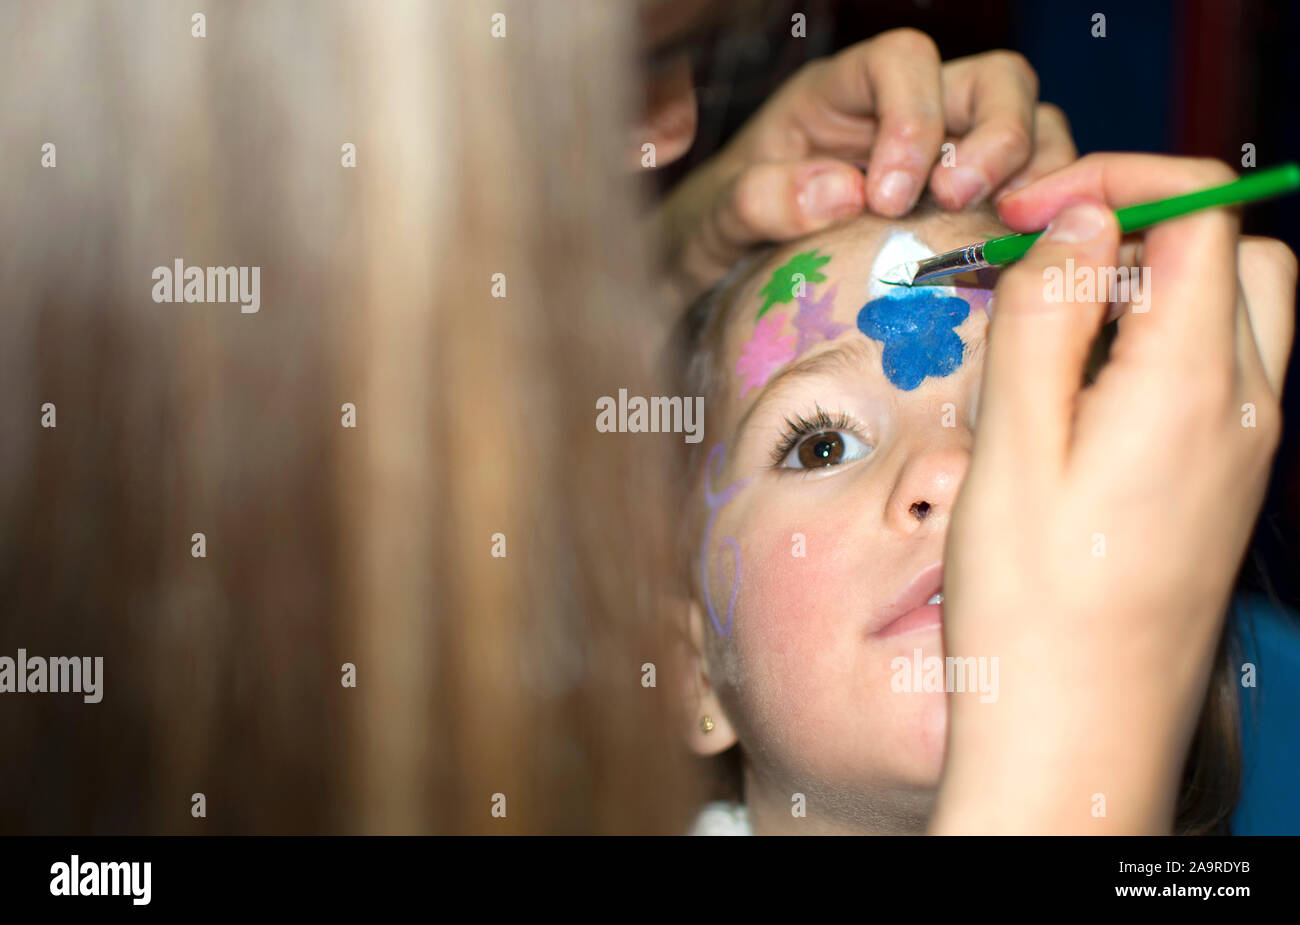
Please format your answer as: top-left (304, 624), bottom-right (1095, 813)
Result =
top-left (1230, 592), bottom-right (1300, 834)
top-left (1013, 0), bottom-right (1174, 155)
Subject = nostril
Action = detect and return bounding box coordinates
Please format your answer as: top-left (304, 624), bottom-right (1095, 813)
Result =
top-left (909, 501), bottom-right (931, 521)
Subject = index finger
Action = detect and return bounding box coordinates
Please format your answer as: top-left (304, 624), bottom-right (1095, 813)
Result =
top-left (996, 154), bottom-right (1244, 373)
top-left (1025, 157), bottom-right (1243, 381)
top-left (996, 153), bottom-right (1239, 230)
top-left (930, 51), bottom-right (1039, 209)
top-left (804, 30), bottom-right (946, 217)
top-left (1126, 204), bottom-right (1240, 377)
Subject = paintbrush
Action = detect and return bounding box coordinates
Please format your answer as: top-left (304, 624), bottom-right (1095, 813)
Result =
top-left (879, 161), bottom-right (1300, 286)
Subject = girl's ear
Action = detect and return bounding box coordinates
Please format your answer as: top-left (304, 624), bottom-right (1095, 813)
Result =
top-left (628, 53), bottom-right (697, 170)
top-left (676, 595), bottom-right (739, 756)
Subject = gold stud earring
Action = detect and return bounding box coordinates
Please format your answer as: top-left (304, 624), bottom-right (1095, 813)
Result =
top-left (699, 715), bottom-right (715, 734)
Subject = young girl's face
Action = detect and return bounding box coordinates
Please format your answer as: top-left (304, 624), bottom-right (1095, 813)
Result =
top-left (693, 207), bottom-right (1010, 823)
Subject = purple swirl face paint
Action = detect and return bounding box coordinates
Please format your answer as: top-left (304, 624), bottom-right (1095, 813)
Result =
top-left (857, 289), bottom-right (970, 391)
top-left (700, 443), bottom-right (753, 639)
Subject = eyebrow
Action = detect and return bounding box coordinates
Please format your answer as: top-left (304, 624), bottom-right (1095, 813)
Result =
top-left (731, 338), bottom-right (880, 444)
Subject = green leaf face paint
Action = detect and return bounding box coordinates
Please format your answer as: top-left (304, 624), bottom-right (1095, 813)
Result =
top-left (756, 249), bottom-right (830, 319)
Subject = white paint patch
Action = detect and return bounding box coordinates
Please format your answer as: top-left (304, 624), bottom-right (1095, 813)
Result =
top-left (866, 230), bottom-right (957, 300)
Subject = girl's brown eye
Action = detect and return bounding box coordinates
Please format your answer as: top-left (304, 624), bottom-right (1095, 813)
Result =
top-left (779, 425), bottom-right (870, 470)
top-left (797, 431), bottom-right (844, 468)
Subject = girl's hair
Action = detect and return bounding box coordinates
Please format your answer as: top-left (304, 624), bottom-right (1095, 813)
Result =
top-left (670, 250), bottom-right (1244, 835)
top-left (1177, 631), bottom-right (1243, 834)
top-left (0, 0), bottom-right (697, 834)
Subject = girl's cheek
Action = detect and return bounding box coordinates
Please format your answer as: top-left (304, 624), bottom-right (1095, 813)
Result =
top-left (714, 515), bottom-right (949, 783)
top-left (731, 524), bottom-right (858, 667)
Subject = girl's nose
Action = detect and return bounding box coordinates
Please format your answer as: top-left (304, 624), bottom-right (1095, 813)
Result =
top-left (886, 445), bottom-right (970, 535)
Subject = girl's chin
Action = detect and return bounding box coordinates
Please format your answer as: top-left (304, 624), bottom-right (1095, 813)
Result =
top-left (889, 687), bottom-right (949, 786)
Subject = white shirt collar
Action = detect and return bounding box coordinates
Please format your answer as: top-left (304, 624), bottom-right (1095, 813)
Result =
top-left (689, 800), bottom-right (753, 835)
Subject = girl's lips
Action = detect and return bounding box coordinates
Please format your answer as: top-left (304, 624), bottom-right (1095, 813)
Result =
top-left (875, 601), bottom-right (943, 639)
top-left (871, 562), bottom-right (944, 637)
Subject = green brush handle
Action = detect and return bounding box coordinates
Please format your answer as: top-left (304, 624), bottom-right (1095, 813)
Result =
top-left (982, 161), bottom-right (1300, 266)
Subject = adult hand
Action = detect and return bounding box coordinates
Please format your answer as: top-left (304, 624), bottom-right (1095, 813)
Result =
top-left (933, 154), bottom-right (1296, 833)
top-left (655, 30), bottom-right (1077, 304)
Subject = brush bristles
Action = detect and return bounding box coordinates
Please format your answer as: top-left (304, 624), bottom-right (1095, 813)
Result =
top-left (879, 261), bottom-right (918, 287)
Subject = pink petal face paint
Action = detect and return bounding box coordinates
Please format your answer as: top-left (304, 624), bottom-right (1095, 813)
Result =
top-left (735, 311), bottom-right (796, 398)
top-left (736, 249), bottom-right (848, 398)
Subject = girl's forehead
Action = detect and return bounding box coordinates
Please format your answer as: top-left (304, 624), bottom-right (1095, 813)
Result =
top-left (713, 211), bottom-right (1005, 415)
top-left (735, 212), bottom-right (1005, 309)
top-left (725, 210), bottom-right (1008, 346)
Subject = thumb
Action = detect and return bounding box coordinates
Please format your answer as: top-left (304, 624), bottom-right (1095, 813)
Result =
top-left (688, 159), bottom-right (866, 280)
top-left (978, 200), bottom-right (1120, 465)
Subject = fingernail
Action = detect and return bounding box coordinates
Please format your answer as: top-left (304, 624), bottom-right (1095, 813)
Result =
top-left (877, 170), bottom-right (919, 215)
top-left (1044, 203), bottom-right (1107, 243)
top-left (993, 174), bottom-right (1030, 205)
top-left (946, 167), bottom-right (989, 207)
top-left (799, 170), bottom-right (858, 220)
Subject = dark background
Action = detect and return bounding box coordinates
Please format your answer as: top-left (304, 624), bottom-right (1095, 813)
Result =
top-left (657, 0), bottom-right (1300, 605)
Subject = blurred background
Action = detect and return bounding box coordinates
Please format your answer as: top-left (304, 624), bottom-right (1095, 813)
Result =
top-left (0, 0), bottom-right (695, 835)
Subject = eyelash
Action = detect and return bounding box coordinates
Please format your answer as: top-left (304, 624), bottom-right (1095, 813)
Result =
top-left (769, 406), bottom-right (871, 469)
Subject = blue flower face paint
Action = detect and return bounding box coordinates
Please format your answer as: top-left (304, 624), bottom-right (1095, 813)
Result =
top-left (857, 289), bottom-right (970, 391)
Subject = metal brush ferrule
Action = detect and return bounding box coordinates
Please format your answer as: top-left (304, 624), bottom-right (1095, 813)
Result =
top-left (911, 242), bottom-right (990, 284)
